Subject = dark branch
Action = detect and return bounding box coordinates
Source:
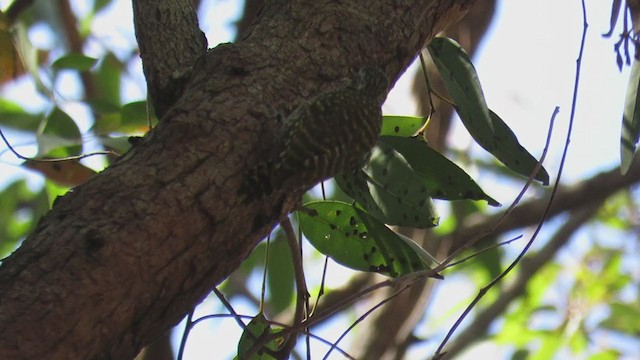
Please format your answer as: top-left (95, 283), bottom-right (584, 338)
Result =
top-left (132, 0), bottom-right (208, 118)
top-left (445, 161), bottom-right (640, 252)
top-left (0, 1), bottom-right (474, 359)
top-left (443, 203), bottom-right (602, 358)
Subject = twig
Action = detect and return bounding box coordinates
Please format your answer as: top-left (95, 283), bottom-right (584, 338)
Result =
top-left (213, 286), bottom-right (247, 330)
top-left (260, 233), bottom-right (271, 312)
top-left (176, 310), bottom-right (193, 360)
top-left (442, 203), bottom-right (602, 358)
top-left (433, 0), bottom-right (589, 356)
top-left (0, 127), bottom-right (118, 162)
top-left (433, 104), bottom-right (559, 357)
top-left (277, 217), bottom-right (309, 356)
top-left (322, 280), bottom-right (414, 360)
top-left (444, 235), bottom-right (523, 269)
top-left (435, 106), bottom-right (558, 276)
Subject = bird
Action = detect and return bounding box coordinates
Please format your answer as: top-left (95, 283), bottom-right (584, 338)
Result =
top-left (241, 67), bottom-right (389, 200)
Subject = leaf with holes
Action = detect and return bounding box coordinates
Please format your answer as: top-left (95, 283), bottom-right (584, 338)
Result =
top-left (487, 110), bottom-right (549, 184)
top-left (428, 37), bottom-right (548, 184)
top-left (336, 143), bottom-right (438, 228)
top-left (236, 312), bottom-right (282, 360)
top-left (381, 115), bottom-right (426, 137)
top-left (380, 136), bottom-right (500, 206)
top-left (298, 201), bottom-right (436, 277)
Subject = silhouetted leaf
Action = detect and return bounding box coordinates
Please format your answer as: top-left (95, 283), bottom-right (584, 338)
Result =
top-left (428, 37), bottom-right (494, 147)
top-left (52, 53), bottom-right (97, 72)
top-left (621, 59), bottom-right (640, 174)
top-left (0, 99), bottom-right (42, 132)
top-left (237, 312), bottom-right (281, 360)
top-left (37, 107), bottom-right (82, 156)
top-left (428, 37), bottom-right (548, 184)
top-left (487, 110), bottom-right (549, 184)
top-left (381, 136), bottom-right (500, 205)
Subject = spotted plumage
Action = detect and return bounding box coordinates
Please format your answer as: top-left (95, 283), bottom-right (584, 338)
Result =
top-left (242, 67), bottom-right (388, 200)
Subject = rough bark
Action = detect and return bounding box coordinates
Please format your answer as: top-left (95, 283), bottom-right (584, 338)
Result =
top-left (0, 0), bottom-right (474, 359)
top-left (132, 0), bottom-right (208, 118)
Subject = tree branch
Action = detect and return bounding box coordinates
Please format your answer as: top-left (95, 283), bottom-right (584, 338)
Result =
top-left (132, 0), bottom-right (208, 118)
top-left (0, 1), bottom-right (474, 359)
top-left (442, 203), bottom-right (602, 358)
top-left (445, 161), bottom-right (640, 251)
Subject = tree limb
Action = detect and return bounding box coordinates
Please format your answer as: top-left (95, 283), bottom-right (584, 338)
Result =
top-left (445, 161), bottom-right (640, 251)
top-left (132, 0), bottom-right (208, 118)
top-left (442, 203), bottom-right (602, 358)
top-left (0, 1), bottom-right (474, 359)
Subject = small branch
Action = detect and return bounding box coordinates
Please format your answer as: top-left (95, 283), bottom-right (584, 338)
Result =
top-left (279, 217), bottom-right (309, 357)
top-left (0, 127), bottom-right (118, 161)
top-left (176, 310), bottom-right (193, 360)
top-left (444, 159), bottom-right (640, 252)
top-left (435, 3), bottom-right (591, 356)
top-left (57, 0), bottom-right (97, 100)
top-left (442, 203), bottom-right (602, 358)
top-left (132, 0), bottom-right (208, 118)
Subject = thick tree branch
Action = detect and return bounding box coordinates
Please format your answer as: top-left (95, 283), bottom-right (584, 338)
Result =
top-left (0, 1), bottom-right (473, 359)
top-left (132, 0), bottom-right (208, 118)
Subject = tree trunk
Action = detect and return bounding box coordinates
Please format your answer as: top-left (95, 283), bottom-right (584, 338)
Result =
top-left (0, 1), bottom-right (473, 358)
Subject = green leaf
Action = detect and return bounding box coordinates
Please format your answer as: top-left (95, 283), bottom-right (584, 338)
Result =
top-left (0, 98), bottom-right (42, 132)
top-left (336, 143), bottom-right (439, 228)
top-left (428, 37), bottom-right (548, 184)
top-left (52, 53), bottom-right (98, 72)
top-left (94, 53), bottom-right (122, 108)
top-left (120, 100), bottom-right (155, 132)
top-left (599, 302), bottom-right (640, 335)
top-left (237, 313), bottom-right (281, 360)
top-left (530, 333), bottom-right (562, 360)
top-left (97, 135), bottom-right (132, 154)
top-left (92, 112), bottom-right (122, 135)
top-left (381, 115), bottom-right (426, 137)
top-left (266, 236), bottom-right (295, 315)
top-left (487, 110), bottom-right (549, 184)
top-left (588, 350), bottom-right (622, 360)
top-left (380, 136), bottom-right (500, 206)
top-left (621, 58), bottom-right (640, 174)
top-left (428, 37), bottom-right (494, 145)
top-left (37, 107), bottom-right (82, 156)
top-left (510, 349), bottom-right (530, 360)
top-left (298, 201), bottom-right (436, 277)
top-left (93, 0), bottom-right (111, 13)
top-left (0, 179), bottom-right (48, 257)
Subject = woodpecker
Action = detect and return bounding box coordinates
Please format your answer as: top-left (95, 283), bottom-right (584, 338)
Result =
top-left (242, 67), bottom-right (388, 200)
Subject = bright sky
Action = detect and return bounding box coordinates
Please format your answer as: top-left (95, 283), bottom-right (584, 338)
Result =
top-left (0, 0), bottom-right (635, 359)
